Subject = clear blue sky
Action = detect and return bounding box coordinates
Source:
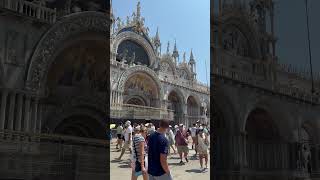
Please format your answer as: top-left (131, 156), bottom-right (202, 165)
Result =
top-left (112, 0), bottom-right (210, 85)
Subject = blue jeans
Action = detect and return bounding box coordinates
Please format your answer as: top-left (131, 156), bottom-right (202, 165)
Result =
top-left (148, 172), bottom-right (173, 180)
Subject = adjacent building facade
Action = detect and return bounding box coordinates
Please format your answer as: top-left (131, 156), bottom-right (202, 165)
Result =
top-left (0, 0), bottom-right (108, 179)
top-left (212, 0), bottom-right (320, 179)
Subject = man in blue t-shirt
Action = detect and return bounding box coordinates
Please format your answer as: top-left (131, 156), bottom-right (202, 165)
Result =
top-left (148, 119), bottom-right (173, 180)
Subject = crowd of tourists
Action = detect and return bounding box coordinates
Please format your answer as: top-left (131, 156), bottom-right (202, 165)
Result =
top-left (113, 119), bottom-right (210, 180)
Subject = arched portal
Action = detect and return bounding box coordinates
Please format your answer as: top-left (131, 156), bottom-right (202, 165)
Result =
top-left (54, 115), bottom-right (105, 139)
top-left (39, 24), bottom-right (107, 140)
top-left (47, 37), bottom-right (107, 94)
top-left (116, 40), bottom-right (150, 66)
top-left (187, 96), bottom-right (200, 126)
top-left (123, 72), bottom-right (160, 108)
top-left (168, 91), bottom-right (183, 123)
top-left (245, 108), bottom-right (280, 141)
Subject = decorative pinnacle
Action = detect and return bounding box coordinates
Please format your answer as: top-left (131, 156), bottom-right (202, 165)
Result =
top-left (137, 1), bottom-right (141, 18)
top-left (183, 52), bottom-right (186, 63)
top-left (172, 39), bottom-right (179, 59)
top-left (166, 41), bottom-right (170, 54)
top-left (154, 27), bottom-right (161, 47)
top-left (189, 49), bottom-right (195, 64)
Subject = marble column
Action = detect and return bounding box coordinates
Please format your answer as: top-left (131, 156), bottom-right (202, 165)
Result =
top-left (32, 100), bottom-right (38, 133)
top-left (37, 104), bottom-right (42, 133)
top-left (24, 96), bottom-right (31, 132)
top-left (8, 92), bottom-right (16, 130)
top-left (15, 93), bottom-right (24, 132)
top-left (0, 90), bottom-right (8, 130)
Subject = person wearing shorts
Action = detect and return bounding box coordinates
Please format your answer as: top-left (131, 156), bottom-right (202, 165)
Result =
top-left (116, 123), bottom-right (123, 149)
top-left (175, 124), bottom-right (189, 164)
top-left (131, 126), bottom-right (148, 180)
top-left (190, 123), bottom-right (198, 155)
top-left (117, 121), bottom-right (133, 160)
top-left (197, 129), bottom-right (209, 170)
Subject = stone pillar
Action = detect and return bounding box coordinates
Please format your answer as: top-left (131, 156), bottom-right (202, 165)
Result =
top-left (37, 103), bottom-right (42, 134)
top-left (8, 92), bottom-right (16, 130)
top-left (0, 90), bottom-right (8, 130)
top-left (15, 93), bottom-right (24, 132)
top-left (32, 100), bottom-right (38, 133)
top-left (24, 96), bottom-right (31, 132)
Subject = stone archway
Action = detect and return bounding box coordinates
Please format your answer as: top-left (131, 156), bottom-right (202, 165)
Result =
top-left (186, 95), bottom-right (200, 126)
top-left (54, 114), bottom-right (105, 139)
top-left (123, 72), bottom-right (160, 108)
top-left (112, 31), bottom-right (157, 67)
top-left (167, 90), bottom-right (184, 123)
top-left (245, 108), bottom-right (280, 142)
top-left (25, 11), bottom-right (109, 94)
top-left (118, 65), bottom-right (163, 102)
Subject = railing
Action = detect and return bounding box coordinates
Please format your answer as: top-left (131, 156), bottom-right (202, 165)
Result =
top-left (0, 130), bottom-right (108, 179)
top-left (111, 103), bottom-right (174, 120)
top-left (213, 66), bottom-right (320, 104)
top-left (0, 0), bottom-right (56, 24)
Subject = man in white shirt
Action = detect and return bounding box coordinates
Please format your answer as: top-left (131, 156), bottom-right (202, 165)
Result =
top-left (118, 120), bottom-right (133, 160)
top-left (190, 123), bottom-right (198, 155)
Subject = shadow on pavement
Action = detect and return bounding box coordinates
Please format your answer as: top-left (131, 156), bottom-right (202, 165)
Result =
top-left (185, 169), bottom-right (205, 173)
top-left (118, 164), bottom-right (131, 168)
top-left (168, 162), bottom-right (184, 166)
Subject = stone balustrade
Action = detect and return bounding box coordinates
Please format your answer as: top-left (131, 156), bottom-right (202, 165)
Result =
top-left (0, 131), bottom-right (108, 179)
top-left (213, 66), bottom-right (320, 104)
top-left (0, 88), bottom-right (41, 139)
top-left (0, 0), bottom-right (56, 24)
top-left (111, 103), bottom-right (174, 121)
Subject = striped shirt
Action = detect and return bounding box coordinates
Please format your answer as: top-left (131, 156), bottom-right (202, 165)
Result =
top-left (132, 134), bottom-right (146, 162)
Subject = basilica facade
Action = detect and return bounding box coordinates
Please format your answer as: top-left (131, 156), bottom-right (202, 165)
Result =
top-left (212, 0), bottom-right (320, 180)
top-left (110, 2), bottom-right (210, 126)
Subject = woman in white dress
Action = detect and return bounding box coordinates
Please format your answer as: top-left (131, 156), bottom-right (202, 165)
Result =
top-left (197, 129), bottom-right (209, 170)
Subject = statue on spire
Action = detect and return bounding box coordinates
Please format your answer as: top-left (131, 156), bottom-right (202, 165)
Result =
top-left (137, 1), bottom-right (141, 19)
top-left (166, 41), bottom-right (170, 54)
top-left (183, 52), bottom-right (186, 63)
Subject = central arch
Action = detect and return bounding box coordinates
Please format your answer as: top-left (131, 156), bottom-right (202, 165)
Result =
top-left (123, 72), bottom-right (160, 107)
top-left (118, 65), bottom-right (163, 101)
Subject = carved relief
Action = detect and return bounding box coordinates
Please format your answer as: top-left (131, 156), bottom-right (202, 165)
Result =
top-left (27, 12), bottom-right (109, 92)
top-left (222, 28), bottom-right (249, 57)
top-left (5, 31), bottom-right (20, 65)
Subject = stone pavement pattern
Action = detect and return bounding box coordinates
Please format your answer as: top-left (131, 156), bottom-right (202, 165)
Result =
top-left (110, 138), bottom-right (210, 180)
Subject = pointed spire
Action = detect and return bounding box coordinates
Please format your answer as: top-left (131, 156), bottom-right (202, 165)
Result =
top-left (189, 49), bottom-right (195, 63)
top-left (173, 39), bottom-right (178, 52)
top-left (172, 39), bottom-right (179, 62)
top-left (166, 41), bottom-right (170, 54)
top-left (154, 27), bottom-right (161, 47)
top-left (183, 52), bottom-right (186, 63)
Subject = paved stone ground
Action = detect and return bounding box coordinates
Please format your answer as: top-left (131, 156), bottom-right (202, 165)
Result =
top-left (110, 138), bottom-right (210, 180)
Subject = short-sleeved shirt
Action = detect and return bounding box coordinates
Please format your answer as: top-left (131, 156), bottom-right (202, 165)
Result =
top-left (147, 131), bottom-right (168, 176)
top-left (132, 134), bottom-right (146, 162)
top-left (190, 127), bottom-right (197, 137)
top-left (116, 126), bottom-right (123, 134)
top-left (175, 130), bottom-right (188, 146)
top-left (124, 125), bottom-right (133, 142)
